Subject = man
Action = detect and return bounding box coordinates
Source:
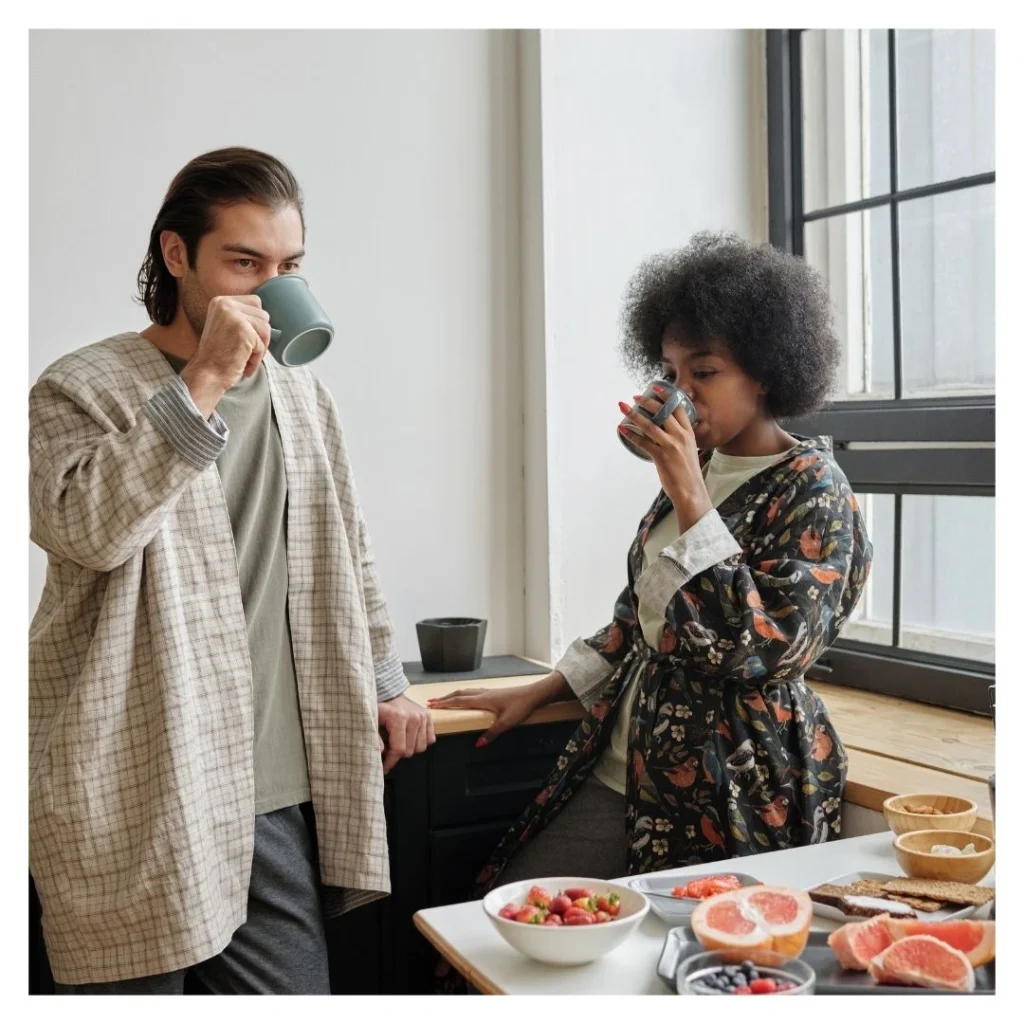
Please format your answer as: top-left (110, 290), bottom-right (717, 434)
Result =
top-left (29, 147), bottom-right (435, 994)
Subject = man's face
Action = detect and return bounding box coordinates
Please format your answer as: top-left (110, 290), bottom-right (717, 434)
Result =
top-left (166, 201), bottom-right (306, 338)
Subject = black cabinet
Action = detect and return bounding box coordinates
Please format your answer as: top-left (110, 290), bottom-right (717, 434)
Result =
top-left (29, 718), bottom-right (578, 995)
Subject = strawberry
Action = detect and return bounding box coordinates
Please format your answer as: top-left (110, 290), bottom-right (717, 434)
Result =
top-left (563, 907), bottom-right (596, 926)
top-left (498, 902), bottom-right (521, 920)
top-left (596, 894), bottom-right (621, 916)
top-left (548, 894), bottom-right (572, 916)
top-left (526, 885), bottom-right (552, 909)
top-left (514, 906), bottom-right (544, 924)
top-left (594, 910), bottom-right (612, 923)
top-left (564, 887), bottom-right (596, 900)
top-left (572, 896), bottom-right (598, 912)
top-left (541, 914), bottom-right (563, 926)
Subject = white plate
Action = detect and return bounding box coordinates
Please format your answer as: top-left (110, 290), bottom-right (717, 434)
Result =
top-left (627, 871), bottom-right (762, 926)
top-left (808, 870), bottom-right (994, 924)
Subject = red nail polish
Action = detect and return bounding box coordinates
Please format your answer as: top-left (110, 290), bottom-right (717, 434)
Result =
top-left (618, 424), bottom-right (630, 433)
top-left (618, 400), bottom-right (631, 414)
top-left (475, 736), bottom-right (488, 748)
top-left (633, 395), bottom-right (644, 402)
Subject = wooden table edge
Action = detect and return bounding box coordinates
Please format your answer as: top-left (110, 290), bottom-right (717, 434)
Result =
top-left (413, 911), bottom-right (506, 995)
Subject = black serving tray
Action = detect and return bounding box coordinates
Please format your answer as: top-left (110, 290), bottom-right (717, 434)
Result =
top-left (657, 926), bottom-right (995, 995)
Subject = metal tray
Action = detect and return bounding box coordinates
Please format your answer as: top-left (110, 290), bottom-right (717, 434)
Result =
top-left (809, 871), bottom-right (994, 924)
top-left (627, 872), bottom-right (761, 925)
top-left (657, 925), bottom-right (995, 995)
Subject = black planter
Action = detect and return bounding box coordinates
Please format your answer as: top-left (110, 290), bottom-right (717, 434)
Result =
top-left (415, 618), bottom-right (487, 673)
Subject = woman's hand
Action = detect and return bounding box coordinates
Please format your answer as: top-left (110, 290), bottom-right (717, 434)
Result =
top-left (426, 673), bottom-right (571, 747)
top-left (619, 387), bottom-right (713, 533)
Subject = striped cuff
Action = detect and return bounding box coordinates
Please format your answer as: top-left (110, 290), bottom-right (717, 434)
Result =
top-left (144, 377), bottom-right (228, 470)
top-left (554, 637), bottom-right (615, 712)
top-left (635, 508), bottom-right (742, 614)
top-left (374, 651), bottom-right (409, 702)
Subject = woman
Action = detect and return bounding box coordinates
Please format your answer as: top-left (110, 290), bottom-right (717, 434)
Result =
top-left (430, 231), bottom-right (872, 893)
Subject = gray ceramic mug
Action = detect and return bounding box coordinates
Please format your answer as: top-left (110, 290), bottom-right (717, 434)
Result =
top-left (619, 379), bottom-right (697, 461)
top-left (253, 274), bottom-right (334, 367)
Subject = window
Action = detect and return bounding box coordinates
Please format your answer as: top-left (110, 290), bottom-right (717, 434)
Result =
top-left (766, 29), bottom-right (995, 715)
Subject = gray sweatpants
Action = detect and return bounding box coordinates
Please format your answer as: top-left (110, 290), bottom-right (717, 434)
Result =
top-left (54, 803), bottom-right (330, 995)
top-left (497, 776), bottom-right (628, 884)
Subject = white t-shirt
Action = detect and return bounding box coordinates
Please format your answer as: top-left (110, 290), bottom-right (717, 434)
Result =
top-left (591, 447), bottom-right (796, 797)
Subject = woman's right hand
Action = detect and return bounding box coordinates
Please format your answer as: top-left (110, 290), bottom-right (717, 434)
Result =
top-left (427, 673), bottom-right (571, 747)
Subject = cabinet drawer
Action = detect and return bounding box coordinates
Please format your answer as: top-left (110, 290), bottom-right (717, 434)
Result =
top-left (430, 720), bottom-right (577, 828)
top-left (429, 819), bottom-right (515, 905)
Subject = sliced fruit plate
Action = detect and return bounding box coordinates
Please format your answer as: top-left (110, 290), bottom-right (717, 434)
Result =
top-left (628, 871), bottom-right (761, 924)
top-left (658, 925), bottom-right (995, 995)
top-left (808, 871), bottom-right (994, 925)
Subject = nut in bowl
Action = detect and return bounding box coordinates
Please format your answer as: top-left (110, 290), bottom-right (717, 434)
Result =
top-left (482, 877), bottom-right (649, 966)
top-left (883, 793), bottom-right (978, 836)
top-left (893, 830), bottom-right (995, 885)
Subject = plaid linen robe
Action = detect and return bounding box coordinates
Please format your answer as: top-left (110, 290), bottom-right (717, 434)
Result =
top-left (29, 334), bottom-right (403, 984)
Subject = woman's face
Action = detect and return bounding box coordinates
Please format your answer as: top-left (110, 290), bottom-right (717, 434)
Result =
top-left (659, 325), bottom-right (769, 451)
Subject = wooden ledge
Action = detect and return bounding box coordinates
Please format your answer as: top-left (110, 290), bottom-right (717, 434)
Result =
top-left (408, 668), bottom-right (994, 833)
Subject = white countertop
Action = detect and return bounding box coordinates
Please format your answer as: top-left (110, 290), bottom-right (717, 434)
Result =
top-left (413, 832), bottom-right (993, 995)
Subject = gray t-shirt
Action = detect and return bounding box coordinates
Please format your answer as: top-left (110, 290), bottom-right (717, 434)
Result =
top-left (163, 353), bottom-right (311, 814)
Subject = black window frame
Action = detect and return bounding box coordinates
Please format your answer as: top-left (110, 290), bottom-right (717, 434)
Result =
top-left (766, 29), bottom-right (995, 716)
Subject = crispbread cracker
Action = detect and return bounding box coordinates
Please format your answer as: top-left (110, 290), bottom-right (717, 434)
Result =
top-left (808, 884), bottom-right (848, 908)
top-left (847, 879), bottom-right (942, 912)
top-left (881, 878), bottom-right (994, 906)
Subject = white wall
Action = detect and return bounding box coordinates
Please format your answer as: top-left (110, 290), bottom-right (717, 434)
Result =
top-left (530, 30), bottom-right (767, 658)
top-left (29, 29), bottom-right (524, 661)
top-left (29, 29), bottom-right (767, 668)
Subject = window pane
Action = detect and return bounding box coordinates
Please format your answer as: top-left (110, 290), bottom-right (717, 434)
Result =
top-left (804, 206), bottom-right (893, 400)
top-left (801, 29), bottom-right (891, 213)
top-left (899, 184), bottom-right (995, 397)
top-left (842, 493), bottom-right (894, 646)
top-left (896, 29), bottom-right (995, 190)
top-left (900, 495), bottom-right (994, 664)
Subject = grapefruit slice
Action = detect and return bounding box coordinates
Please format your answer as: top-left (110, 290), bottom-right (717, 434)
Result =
top-left (690, 884), bottom-right (813, 957)
top-left (827, 915), bottom-right (894, 971)
top-left (885, 918), bottom-right (995, 967)
top-left (869, 935), bottom-right (976, 992)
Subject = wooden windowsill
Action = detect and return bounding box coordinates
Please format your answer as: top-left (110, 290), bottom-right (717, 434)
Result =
top-left (408, 667), bottom-right (994, 835)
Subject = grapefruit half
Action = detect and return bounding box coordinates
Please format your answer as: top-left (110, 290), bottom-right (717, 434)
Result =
top-left (690, 884), bottom-right (813, 957)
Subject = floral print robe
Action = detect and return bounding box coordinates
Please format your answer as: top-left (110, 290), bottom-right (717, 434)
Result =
top-left (471, 435), bottom-right (871, 895)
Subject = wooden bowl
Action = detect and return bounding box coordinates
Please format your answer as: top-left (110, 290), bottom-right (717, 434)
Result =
top-left (893, 830), bottom-right (994, 884)
top-left (883, 793), bottom-right (977, 836)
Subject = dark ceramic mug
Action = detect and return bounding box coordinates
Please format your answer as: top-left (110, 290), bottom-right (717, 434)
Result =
top-left (619, 379), bottom-right (697, 461)
top-left (253, 274), bottom-right (334, 367)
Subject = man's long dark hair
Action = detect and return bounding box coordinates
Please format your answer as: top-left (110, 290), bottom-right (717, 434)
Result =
top-left (136, 147), bottom-right (305, 326)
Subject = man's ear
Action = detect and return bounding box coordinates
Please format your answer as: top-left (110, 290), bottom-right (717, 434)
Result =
top-left (159, 230), bottom-right (189, 280)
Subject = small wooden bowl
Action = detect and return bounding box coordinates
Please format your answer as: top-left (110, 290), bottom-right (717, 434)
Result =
top-left (883, 793), bottom-right (978, 836)
top-left (893, 830), bottom-right (994, 884)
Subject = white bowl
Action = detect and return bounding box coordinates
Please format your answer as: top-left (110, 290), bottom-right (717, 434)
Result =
top-left (482, 876), bottom-right (650, 966)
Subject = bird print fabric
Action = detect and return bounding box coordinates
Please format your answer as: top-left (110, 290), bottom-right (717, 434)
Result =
top-left (468, 435), bottom-right (871, 892)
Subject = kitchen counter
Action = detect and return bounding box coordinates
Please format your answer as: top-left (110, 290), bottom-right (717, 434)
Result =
top-left (413, 831), bottom-right (994, 995)
top-left (409, 668), bottom-right (995, 835)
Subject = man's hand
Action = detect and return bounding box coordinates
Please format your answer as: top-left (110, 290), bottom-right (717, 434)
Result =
top-left (378, 693), bottom-right (436, 774)
top-left (180, 295), bottom-right (272, 417)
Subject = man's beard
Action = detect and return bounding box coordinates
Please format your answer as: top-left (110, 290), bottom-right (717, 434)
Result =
top-left (179, 272), bottom-right (211, 342)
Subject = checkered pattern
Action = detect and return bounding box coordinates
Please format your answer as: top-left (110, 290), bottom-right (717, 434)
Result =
top-left (29, 334), bottom-right (401, 984)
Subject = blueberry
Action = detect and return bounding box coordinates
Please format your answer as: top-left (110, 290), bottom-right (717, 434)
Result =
top-left (748, 969), bottom-right (760, 981)
top-left (742, 960), bottom-right (755, 971)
